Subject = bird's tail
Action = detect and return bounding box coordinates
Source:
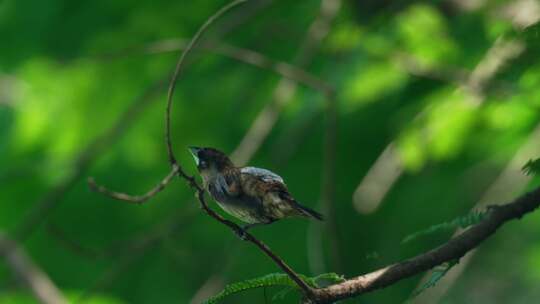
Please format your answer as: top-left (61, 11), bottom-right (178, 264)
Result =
top-left (292, 201), bottom-right (324, 221)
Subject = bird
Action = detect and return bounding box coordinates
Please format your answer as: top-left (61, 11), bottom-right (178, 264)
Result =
top-left (188, 146), bottom-right (323, 236)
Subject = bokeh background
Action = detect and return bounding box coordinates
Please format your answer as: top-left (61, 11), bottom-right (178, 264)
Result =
top-left (1, 0), bottom-right (540, 303)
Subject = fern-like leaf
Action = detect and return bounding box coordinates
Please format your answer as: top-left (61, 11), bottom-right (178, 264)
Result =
top-left (203, 274), bottom-right (292, 304)
top-left (203, 272), bottom-right (344, 304)
top-left (522, 158), bottom-right (540, 176)
top-left (410, 259), bottom-right (459, 298)
top-left (402, 210), bottom-right (488, 243)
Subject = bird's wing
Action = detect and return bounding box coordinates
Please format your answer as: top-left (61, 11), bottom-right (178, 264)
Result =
top-left (240, 166), bottom-right (285, 184)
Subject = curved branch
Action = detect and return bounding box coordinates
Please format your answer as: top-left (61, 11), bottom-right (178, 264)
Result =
top-left (85, 2), bottom-right (540, 302)
top-left (309, 186), bottom-right (540, 303)
top-left (162, 0), bottom-right (316, 298)
top-left (87, 166), bottom-right (179, 204)
top-left (165, 0), bottom-right (248, 166)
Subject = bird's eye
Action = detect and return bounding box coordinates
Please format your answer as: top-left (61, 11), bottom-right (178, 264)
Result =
top-left (199, 160), bottom-right (208, 169)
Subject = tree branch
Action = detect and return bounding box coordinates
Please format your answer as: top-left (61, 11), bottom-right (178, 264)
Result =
top-left (410, 122), bottom-right (540, 303)
top-left (162, 0), bottom-right (316, 297)
top-left (308, 186), bottom-right (540, 303)
top-left (84, 2), bottom-right (540, 303)
top-left (14, 0), bottom-right (263, 243)
top-left (166, 0), bottom-right (248, 166)
top-left (87, 166), bottom-right (179, 204)
top-left (87, 38), bottom-right (335, 202)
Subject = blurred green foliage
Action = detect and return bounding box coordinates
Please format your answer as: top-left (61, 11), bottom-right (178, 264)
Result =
top-left (1, 0), bottom-right (540, 303)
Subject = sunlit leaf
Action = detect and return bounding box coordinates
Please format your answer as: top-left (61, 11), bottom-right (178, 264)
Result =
top-left (396, 4), bottom-right (458, 67)
top-left (342, 61), bottom-right (408, 109)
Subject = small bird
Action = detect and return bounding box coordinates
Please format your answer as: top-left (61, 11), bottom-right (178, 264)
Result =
top-left (189, 147), bottom-right (323, 234)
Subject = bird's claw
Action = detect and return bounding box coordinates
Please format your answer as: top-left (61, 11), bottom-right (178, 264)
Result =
top-left (234, 227), bottom-right (248, 241)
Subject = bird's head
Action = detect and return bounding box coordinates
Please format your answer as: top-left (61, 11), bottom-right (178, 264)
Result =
top-left (188, 147), bottom-right (233, 177)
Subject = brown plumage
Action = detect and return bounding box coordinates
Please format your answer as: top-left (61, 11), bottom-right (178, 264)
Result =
top-left (189, 147), bottom-right (323, 231)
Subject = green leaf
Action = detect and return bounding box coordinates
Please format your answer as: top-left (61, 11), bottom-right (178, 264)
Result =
top-left (522, 158), bottom-right (540, 176)
top-left (402, 210), bottom-right (488, 243)
top-left (202, 273), bottom-right (290, 304)
top-left (410, 259), bottom-right (459, 298)
top-left (203, 272), bottom-right (345, 304)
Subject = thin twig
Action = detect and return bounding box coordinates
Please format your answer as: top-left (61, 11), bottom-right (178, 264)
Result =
top-left (194, 189), bottom-right (315, 296)
top-left (14, 0), bottom-right (262, 242)
top-left (87, 0), bottom-right (335, 295)
top-left (309, 185), bottom-right (540, 303)
top-left (86, 4), bottom-right (283, 204)
top-left (166, 0), bottom-right (250, 166)
top-left (162, 0), bottom-right (315, 297)
top-left (86, 38), bottom-right (335, 201)
top-left (87, 166), bottom-right (179, 203)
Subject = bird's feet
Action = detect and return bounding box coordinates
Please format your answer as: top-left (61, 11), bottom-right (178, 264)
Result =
top-left (233, 226), bottom-right (248, 241)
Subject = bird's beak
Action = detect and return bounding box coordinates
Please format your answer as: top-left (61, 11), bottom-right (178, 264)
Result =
top-left (188, 146), bottom-right (201, 165)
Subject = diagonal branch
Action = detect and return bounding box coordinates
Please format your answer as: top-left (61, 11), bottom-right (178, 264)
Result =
top-left (309, 185), bottom-right (540, 303)
top-left (410, 122), bottom-right (540, 303)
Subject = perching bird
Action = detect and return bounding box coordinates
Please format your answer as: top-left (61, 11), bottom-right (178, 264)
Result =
top-left (189, 147), bottom-right (323, 234)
